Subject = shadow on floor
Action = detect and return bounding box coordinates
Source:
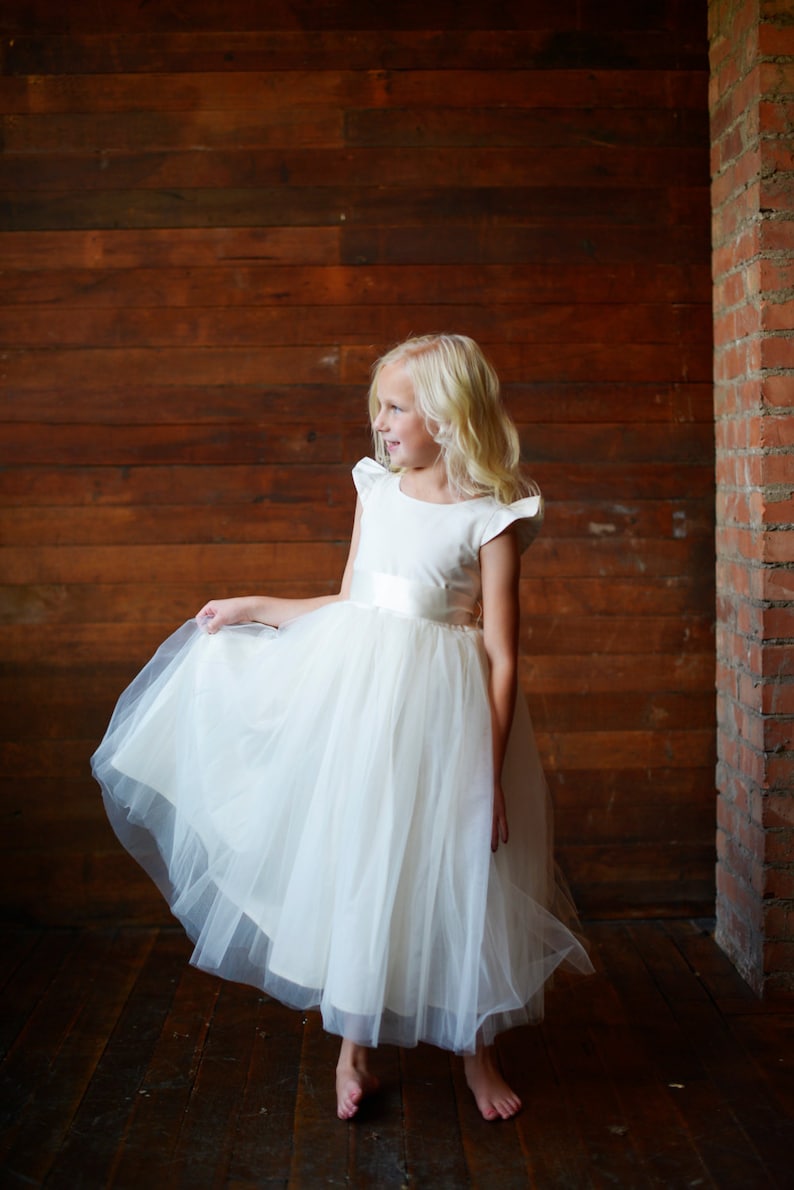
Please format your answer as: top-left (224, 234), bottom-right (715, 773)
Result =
top-left (1, 919), bottom-right (792, 1188)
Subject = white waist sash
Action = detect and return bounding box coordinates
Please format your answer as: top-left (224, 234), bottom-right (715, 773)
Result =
top-left (349, 570), bottom-right (477, 626)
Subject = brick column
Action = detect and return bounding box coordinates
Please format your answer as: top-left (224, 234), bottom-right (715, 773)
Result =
top-left (710, 0), bottom-right (794, 995)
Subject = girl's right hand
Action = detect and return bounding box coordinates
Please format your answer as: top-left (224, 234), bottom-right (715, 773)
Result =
top-left (195, 596), bottom-right (261, 634)
top-left (491, 782), bottom-right (509, 852)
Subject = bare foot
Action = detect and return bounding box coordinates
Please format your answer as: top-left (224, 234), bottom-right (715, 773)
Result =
top-left (463, 1044), bottom-right (522, 1121)
top-left (336, 1039), bottom-right (379, 1120)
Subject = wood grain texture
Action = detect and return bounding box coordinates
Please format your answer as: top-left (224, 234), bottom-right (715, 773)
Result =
top-left (1, 29), bottom-right (708, 75)
top-left (0, 0), bottom-right (714, 923)
top-left (1, 922), bottom-right (791, 1187)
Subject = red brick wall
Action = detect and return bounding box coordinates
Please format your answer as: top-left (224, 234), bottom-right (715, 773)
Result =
top-left (710, 0), bottom-right (794, 995)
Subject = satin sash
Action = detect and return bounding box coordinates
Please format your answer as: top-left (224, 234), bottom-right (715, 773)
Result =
top-left (349, 570), bottom-right (477, 626)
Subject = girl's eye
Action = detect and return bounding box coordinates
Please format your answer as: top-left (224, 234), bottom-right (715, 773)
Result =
top-left (391, 405), bottom-right (401, 413)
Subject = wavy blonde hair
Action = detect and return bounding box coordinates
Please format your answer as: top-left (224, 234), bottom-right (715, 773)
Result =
top-left (368, 334), bottom-right (537, 505)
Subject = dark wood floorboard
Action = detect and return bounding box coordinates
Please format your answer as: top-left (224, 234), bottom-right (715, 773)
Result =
top-left (0, 921), bottom-right (791, 1189)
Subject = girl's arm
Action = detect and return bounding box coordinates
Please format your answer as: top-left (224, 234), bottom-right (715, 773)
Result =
top-left (196, 499), bottom-right (364, 633)
top-left (480, 527), bottom-right (521, 852)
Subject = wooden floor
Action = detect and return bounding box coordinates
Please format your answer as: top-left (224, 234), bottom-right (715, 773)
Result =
top-left (1, 920), bottom-right (792, 1189)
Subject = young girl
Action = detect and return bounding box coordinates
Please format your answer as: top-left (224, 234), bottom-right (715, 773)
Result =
top-left (92, 333), bottom-right (592, 1123)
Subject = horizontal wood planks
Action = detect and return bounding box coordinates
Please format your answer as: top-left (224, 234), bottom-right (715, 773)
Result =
top-left (0, 0), bottom-right (714, 923)
top-left (2, 922), bottom-right (792, 1186)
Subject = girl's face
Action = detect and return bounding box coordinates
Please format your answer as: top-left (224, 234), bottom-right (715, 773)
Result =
top-left (372, 364), bottom-right (439, 470)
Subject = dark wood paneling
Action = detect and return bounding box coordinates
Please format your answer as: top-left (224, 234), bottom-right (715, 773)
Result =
top-left (5, 106), bottom-right (709, 152)
top-left (0, 303), bottom-right (714, 346)
top-left (0, 147), bottom-right (709, 191)
top-left (0, 69), bottom-right (706, 115)
top-left (0, 0), bottom-right (713, 923)
top-left (0, 263), bottom-right (711, 304)
top-left (0, 1), bottom-right (706, 36)
top-left (1, 30), bottom-right (708, 75)
top-left (1, 921), bottom-right (791, 1186)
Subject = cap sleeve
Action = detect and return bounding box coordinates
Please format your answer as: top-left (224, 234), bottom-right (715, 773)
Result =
top-left (352, 457), bottom-right (388, 503)
top-left (481, 493), bottom-right (544, 554)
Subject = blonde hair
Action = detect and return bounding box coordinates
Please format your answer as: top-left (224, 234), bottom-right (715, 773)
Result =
top-left (368, 334), bottom-right (537, 505)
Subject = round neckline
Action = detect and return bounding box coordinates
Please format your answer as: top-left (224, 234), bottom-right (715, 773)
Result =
top-left (396, 475), bottom-right (490, 507)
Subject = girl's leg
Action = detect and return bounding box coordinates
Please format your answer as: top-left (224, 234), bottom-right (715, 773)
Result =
top-left (336, 1038), bottom-right (379, 1120)
top-left (463, 1040), bottom-right (522, 1121)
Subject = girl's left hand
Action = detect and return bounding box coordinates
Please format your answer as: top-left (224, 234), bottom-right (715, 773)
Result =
top-left (492, 784), bottom-right (509, 852)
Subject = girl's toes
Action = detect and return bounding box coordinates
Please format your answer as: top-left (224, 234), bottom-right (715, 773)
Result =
top-left (336, 1078), bottom-right (362, 1119)
top-left (335, 1070), bottom-right (378, 1120)
top-left (498, 1093), bottom-right (521, 1119)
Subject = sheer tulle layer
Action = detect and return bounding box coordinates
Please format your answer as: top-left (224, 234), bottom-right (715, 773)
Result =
top-left (92, 603), bottom-right (592, 1052)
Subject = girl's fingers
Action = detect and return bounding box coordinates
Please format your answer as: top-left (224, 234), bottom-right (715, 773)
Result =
top-left (195, 602), bottom-right (221, 630)
top-left (491, 811), bottom-right (509, 851)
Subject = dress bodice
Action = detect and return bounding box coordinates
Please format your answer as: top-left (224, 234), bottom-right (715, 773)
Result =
top-left (350, 458), bottom-right (543, 623)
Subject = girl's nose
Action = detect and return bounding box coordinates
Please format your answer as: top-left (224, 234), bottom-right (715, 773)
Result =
top-left (373, 408), bottom-right (387, 431)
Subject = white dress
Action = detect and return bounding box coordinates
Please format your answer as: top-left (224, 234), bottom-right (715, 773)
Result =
top-left (92, 458), bottom-right (592, 1053)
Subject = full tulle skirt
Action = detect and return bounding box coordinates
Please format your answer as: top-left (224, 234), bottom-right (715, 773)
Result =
top-left (92, 601), bottom-right (592, 1053)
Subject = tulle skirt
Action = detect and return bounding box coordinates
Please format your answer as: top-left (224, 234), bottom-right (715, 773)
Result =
top-left (92, 601), bottom-right (592, 1053)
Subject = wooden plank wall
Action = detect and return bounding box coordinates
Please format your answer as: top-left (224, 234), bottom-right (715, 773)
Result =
top-left (0, 1), bottom-right (714, 924)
